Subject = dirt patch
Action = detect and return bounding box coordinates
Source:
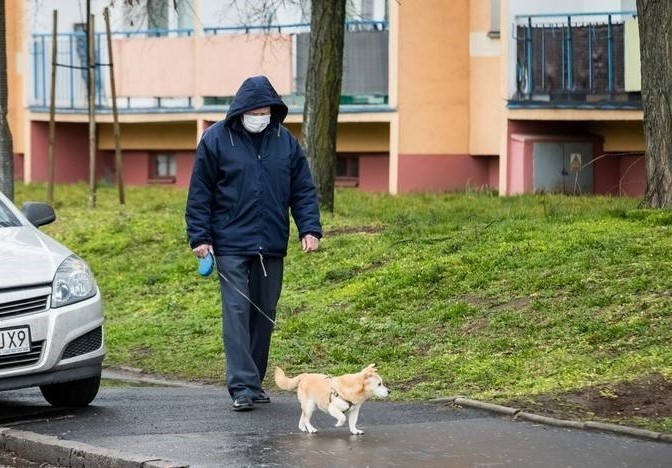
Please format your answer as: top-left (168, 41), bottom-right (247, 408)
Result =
top-left (502, 373), bottom-right (671, 427)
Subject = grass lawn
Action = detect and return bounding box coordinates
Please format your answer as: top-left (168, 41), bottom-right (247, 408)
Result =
top-left (15, 183), bottom-right (672, 433)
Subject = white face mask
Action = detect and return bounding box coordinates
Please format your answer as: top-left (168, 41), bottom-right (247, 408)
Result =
top-left (242, 114), bottom-right (271, 133)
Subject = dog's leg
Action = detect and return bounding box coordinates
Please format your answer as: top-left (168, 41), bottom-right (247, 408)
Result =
top-left (347, 405), bottom-right (364, 435)
top-left (298, 412), bottom-right (308, 432)
top-left (327, 403), bottom-right (347, 427)
top-left (300, 400), bottom-right (319, 433)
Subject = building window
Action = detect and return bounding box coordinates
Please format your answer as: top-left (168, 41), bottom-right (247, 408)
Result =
top-left (150, 153), bottom-right (176, 183)
top-left (336, 154), bottom-right (359, 187)
top-left (488, 0), bottom-right (501, 38)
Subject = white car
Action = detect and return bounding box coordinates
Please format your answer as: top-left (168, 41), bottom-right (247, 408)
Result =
top-left (0, 190), bottom-right (104, 406)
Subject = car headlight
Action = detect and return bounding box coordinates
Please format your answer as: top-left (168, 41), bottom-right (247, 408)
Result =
top-left (51, 255), bottom-right (97, 308)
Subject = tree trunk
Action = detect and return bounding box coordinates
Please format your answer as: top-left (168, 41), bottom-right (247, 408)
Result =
top-left (0, 0), bottom-right (14, 200)
top-left (637, 0), bottom-right (672, 208)
top-left (302, 0), bottom-right (346, 213)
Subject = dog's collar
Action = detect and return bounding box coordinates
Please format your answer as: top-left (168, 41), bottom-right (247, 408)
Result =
top-left (326, 377), bottom-right (355, 411)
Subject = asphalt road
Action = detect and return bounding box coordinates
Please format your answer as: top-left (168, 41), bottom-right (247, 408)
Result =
top-left (0, 383), bottom-right (671, 468)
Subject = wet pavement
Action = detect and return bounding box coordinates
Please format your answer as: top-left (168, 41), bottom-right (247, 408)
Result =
top-left (0, 383), bottom-right (671, 467)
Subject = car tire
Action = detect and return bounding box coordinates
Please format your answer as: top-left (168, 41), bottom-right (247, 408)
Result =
top-left (39, 374), bottom-right (101, 407)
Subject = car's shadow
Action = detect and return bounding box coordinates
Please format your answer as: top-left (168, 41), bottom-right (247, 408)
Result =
top-left (0, 389), bottom-right (94, 425)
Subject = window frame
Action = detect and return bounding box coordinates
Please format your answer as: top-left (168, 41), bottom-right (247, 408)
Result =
top-left (148, 152), bottom-right (177, 184)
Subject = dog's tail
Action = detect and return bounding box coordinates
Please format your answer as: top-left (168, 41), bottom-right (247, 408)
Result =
top-left (274, 366), bottom-right (301, 391)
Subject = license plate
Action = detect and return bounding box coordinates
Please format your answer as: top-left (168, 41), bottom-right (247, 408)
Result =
top-left (0, 327), bottom-right (31, 356)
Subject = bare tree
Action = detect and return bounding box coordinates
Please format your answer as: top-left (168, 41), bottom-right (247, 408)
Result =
top-left (637, 0), bottom-right (672, 208)
top-left (301, 0), bottom-right (346, 212)
top-left (0, 0), bottom-right (14, 199)
top-left (122, 0), bottom-right (170, 30)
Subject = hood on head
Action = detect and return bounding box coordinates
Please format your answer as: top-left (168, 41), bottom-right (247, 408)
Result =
top-left (224, 75), bottom-right (288, 129)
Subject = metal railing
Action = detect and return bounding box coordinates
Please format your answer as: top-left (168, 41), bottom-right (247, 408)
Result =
top-left (203, 19), bottom-right (387, 35)
top-left (511, 11), bottom-right (641, 108)
top-left (29, 21), bottom-right (390, 113)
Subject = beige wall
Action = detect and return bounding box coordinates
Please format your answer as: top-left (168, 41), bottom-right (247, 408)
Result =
top-left (200, 35), bottom-right (292, 96)
top-left (112, 34), bottom-right (293, 98)
top-left (336, 123), bottom-right (389, 153)
top-left (588, 121), bottom-right (645, 152)
top-left (6, 1), bottom-right (25, 154)
top-left (396, 0), bottom-right (470, 155)
top-left (469, 0), bottom-right (501, 155)
top-left (98, 121), bottom-right (197, 150)
top-left (113, 37), bottom-right (195, 97)
top-left (98, 120), bottom-right (389, 154)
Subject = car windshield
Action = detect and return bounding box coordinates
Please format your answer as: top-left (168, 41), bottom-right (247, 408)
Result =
top-left (0, 199), bottom-right (21, 227)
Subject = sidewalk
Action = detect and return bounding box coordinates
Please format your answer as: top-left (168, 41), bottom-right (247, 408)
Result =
top-left (0, 371), bottom-right (670, 468)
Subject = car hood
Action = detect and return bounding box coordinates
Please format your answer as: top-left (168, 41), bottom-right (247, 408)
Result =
top-left (0, 226), bottom-right (72, 288)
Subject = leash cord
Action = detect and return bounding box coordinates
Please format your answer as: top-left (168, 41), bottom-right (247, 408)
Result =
top-left (216, 269), bottom-right (277, 328)
top-left (211, 255), bottom-right (318, 364)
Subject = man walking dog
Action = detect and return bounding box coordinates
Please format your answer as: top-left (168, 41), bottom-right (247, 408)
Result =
top-left (186, 75), bottom-right (322, 411)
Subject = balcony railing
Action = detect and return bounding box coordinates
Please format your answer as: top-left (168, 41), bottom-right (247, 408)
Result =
top-left (510, 11), bottom-right (641, 109)
top-left (29, 20), bottom-right (389, 114)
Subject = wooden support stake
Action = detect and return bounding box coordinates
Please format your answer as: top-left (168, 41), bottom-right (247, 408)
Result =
top-left (47, 10), bottom-right (57, 204)
top-left (104, 8), bottom-right (124, 205)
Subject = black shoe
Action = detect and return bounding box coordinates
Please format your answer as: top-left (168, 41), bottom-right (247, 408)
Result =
top-left (232, 395), bottom-right (254, 411)
top-left (253, 391), bottom-right (271, 404)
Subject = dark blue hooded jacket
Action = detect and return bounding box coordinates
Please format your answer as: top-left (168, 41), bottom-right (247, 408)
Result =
top-left (185, 76), bottom-right (322, 257)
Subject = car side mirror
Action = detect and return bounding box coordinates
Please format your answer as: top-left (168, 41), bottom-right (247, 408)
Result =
top-left (22, 202), bottom-right (56, 227)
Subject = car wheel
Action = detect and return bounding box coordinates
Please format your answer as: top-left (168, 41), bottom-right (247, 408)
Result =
top-left (39, 374), bottom-right (101, 407)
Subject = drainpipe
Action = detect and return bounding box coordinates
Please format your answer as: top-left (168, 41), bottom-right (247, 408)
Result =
top-left (525, 17), bottom-right (533, 94)
top-left (607, 14), bottom-right (614, 93)
top-left (566, 16), bottom-right (573, 92)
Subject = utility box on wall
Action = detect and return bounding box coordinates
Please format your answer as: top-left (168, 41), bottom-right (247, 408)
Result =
top-left (508, 134), bottom-right (599, 195)
top-left (533, 141), bottom-right (594, 194)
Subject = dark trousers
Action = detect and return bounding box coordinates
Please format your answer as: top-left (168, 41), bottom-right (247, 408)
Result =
top-left (215, 254), bottom-right (283, 399)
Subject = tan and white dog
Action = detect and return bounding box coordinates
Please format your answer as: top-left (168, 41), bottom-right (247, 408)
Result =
top-left (274, 364), bottom-right (389, 435)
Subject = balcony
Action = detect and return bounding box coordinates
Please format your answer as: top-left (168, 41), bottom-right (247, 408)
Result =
top-left (29, 20), bottom-right (389, 115)
top-left (510, 11), bottom-right (641, 109)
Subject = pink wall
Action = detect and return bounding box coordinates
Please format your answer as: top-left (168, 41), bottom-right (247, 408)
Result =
top-left (30, 121), bottom-right (91, 183)
top-left (487, 157), bottom-right (499, 190)
top-left (592, 148), bottom-right (619, 196)
top-left (359, 154), bottom-right (389, 192)
top-left (98, 150), bottom-right (195, 187)
top-left (122, 151), bottom-right (150, 186)
top-left (176, 151), bottom-right (194, 186)
top-left (591, 152), bottom-right (645, 196)
top-left (397, 154), bottom-right (491, 193)
top-left (618, 154), bottom-right (645, 196)
top-left (508, 137), bottom-right (530, 194)
top-left (13, 153), bottom-right (23, 181)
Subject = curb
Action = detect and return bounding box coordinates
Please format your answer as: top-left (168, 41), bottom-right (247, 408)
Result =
top-left (0, 427), bottom-right (186, 468)
top-left (443, 396), bottom-right (672, 443)
top-left (0, 368), bottom-right (203, 468)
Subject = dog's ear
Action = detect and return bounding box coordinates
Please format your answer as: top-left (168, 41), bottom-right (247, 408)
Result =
top-left (363, 363), bottom-right (377, 375)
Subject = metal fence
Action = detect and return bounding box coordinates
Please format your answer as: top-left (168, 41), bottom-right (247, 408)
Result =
top-left (512, 11), bottom-right (641, 107)
top-left (29, 21), bottom-right (389, 112)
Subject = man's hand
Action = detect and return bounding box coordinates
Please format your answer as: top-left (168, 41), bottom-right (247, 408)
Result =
top-left (193, 243), bottom-right (213, 258)
top-left (301, 234), bottom-right (320, 252)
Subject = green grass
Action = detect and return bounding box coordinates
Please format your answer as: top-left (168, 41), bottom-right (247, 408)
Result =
top-left (14, 183), bottom-right (672, 432)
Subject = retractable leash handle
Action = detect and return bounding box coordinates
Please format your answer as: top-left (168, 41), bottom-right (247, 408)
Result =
top-left (199, 252), bottom-right (269, 320)
top-left (197, 252), bottom-right (215, 277)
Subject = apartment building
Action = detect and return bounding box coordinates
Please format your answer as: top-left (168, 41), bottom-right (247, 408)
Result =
top-left (7, 0), bottom-right (645, 196)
